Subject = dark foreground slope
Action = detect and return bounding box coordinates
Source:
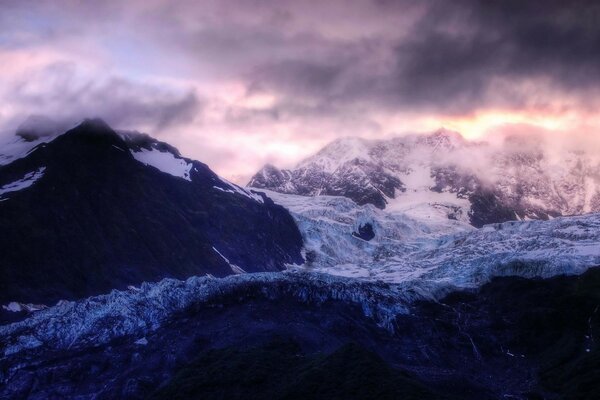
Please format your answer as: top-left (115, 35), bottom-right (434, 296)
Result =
top-left (1, 268), bottom-right (599, 399)
top-left (150, 341), bottom-right (445, 400)
top-left (0, 119), bottom-right (303, 305)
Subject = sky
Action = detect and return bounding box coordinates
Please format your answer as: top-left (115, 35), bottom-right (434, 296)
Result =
top-left (1, 0), bottom-right (599, 182)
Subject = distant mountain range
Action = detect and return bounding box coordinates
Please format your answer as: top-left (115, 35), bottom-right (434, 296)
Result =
top-left (249, 129), bottom-right (600, 227)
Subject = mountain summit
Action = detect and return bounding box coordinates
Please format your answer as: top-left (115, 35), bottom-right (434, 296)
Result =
top-left (249, 129), bottom-right (600, 227)
top-left (0, 119), bottom-right (303, 306)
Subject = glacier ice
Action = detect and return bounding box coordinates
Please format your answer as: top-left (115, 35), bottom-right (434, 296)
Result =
top-left (265, 189), bottom-right (600, 286)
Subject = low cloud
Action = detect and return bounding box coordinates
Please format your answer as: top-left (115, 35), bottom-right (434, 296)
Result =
top-left (0, 61), bottom-right (201, 135)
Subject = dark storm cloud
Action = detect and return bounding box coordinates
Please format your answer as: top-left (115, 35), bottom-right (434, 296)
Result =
top-left (248, 60), bottom-right (344, 99)
top-left (242, 0), bottom-right (600, 114)
top-left (3, 0), bottom-right (600, 119)
top-left (391, 0), bottom-right (600, 111)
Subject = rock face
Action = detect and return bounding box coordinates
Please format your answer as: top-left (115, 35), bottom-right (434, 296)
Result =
top-left (352, 222), bottom-right (375, 241)
top-left (0, 119), bottom-right (303, 306)
top-left (249, 136), bottom-right (405, 210)
top-left (249, 129), bottom-right (600, 227)
top-left (2, 266), bottom-right (600, 399)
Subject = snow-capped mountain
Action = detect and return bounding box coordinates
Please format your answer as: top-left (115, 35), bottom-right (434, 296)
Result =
top-left (0, 119), bottom-right (303, 308)
top-left (2, 120), bottom-right (600, 399)
top-left (249, 129), bottom-right (600, 227)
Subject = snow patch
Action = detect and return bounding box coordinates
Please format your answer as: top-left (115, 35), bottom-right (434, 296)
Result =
top-left (212, 247), bottom-right (230, 264)
top-left (2, 302), bottom-right (48, 313)
top-left (0, 167), bottom-right (46, 198)
top-left (0, 136), bottom-right (46, 166)
top-left (131, 149), bottom-right (192, 181)
top-left (214, 180), bottom-right (264, 203)
top-left (213, 246), bottom-right (247, 274)
top-left (230, 264), bottom-right (247, 274)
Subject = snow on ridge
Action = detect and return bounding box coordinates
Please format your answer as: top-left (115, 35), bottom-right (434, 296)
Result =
top-left (298, 137), bottom-right (374, 173)
top-left (213, 246), bottom-right (247, 274)
top-left (214, 179), bottom-right (264, 203)
top-left (212, 246), bottom-right (230, 263)
top-left (0, 118), bottom-right (85, 167)
top-left (0, 136), bottom-right (52, 167)
top-left (130, 148), bottom-right (192, 181)
top-left (0, 167), bottom-right (46, 198)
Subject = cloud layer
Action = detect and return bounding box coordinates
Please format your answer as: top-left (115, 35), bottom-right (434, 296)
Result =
top-left (1, 0), bottom-right (599, 180)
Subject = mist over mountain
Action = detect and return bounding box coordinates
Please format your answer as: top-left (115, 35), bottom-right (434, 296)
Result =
top-left (250, 128), bottom-right (600, 227)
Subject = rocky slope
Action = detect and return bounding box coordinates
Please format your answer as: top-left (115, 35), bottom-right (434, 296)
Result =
top-left (0, 119), bottom-right (303, 307)
top-left (249, 129), bottom-right (600, 227)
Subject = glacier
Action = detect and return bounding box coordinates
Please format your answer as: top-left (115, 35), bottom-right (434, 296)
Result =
top-left (263, 189), bottom-right (600, 285)
top-left (0, 272), bottom-right (414, 357)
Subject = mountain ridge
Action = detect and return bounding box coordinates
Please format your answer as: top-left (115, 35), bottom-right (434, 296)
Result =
top-left (249, 129), bottom-right (600, 226)
top-left (0, 119), bottom-right (303, 307)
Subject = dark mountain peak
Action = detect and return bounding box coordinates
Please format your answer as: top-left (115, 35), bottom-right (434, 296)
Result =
top-left (45, 118), bottom-right (128, 160)
top-left (67, 118), bottom-right (115, 137)
top-left (262, 162), bottom-right (281, 171)
top-left (0, 121), bottom-right (304, 306)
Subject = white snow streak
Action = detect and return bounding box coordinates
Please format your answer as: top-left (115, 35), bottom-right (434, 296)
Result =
top-left (0, 167), bottom-right (46, 198)
top-left (131, 149), bottom-right (192, 181)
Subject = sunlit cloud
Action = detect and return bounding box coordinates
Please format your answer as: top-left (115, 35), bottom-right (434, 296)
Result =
top-left (0, 0), bottom-right (599, 182)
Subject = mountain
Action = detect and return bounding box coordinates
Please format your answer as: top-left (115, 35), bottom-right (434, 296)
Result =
top-left (249, 129), bottom-right (600, 227)
top-left (0, 119), bottom-right (303, 307)
top-left (3, 119), bottom-right (600, 399)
